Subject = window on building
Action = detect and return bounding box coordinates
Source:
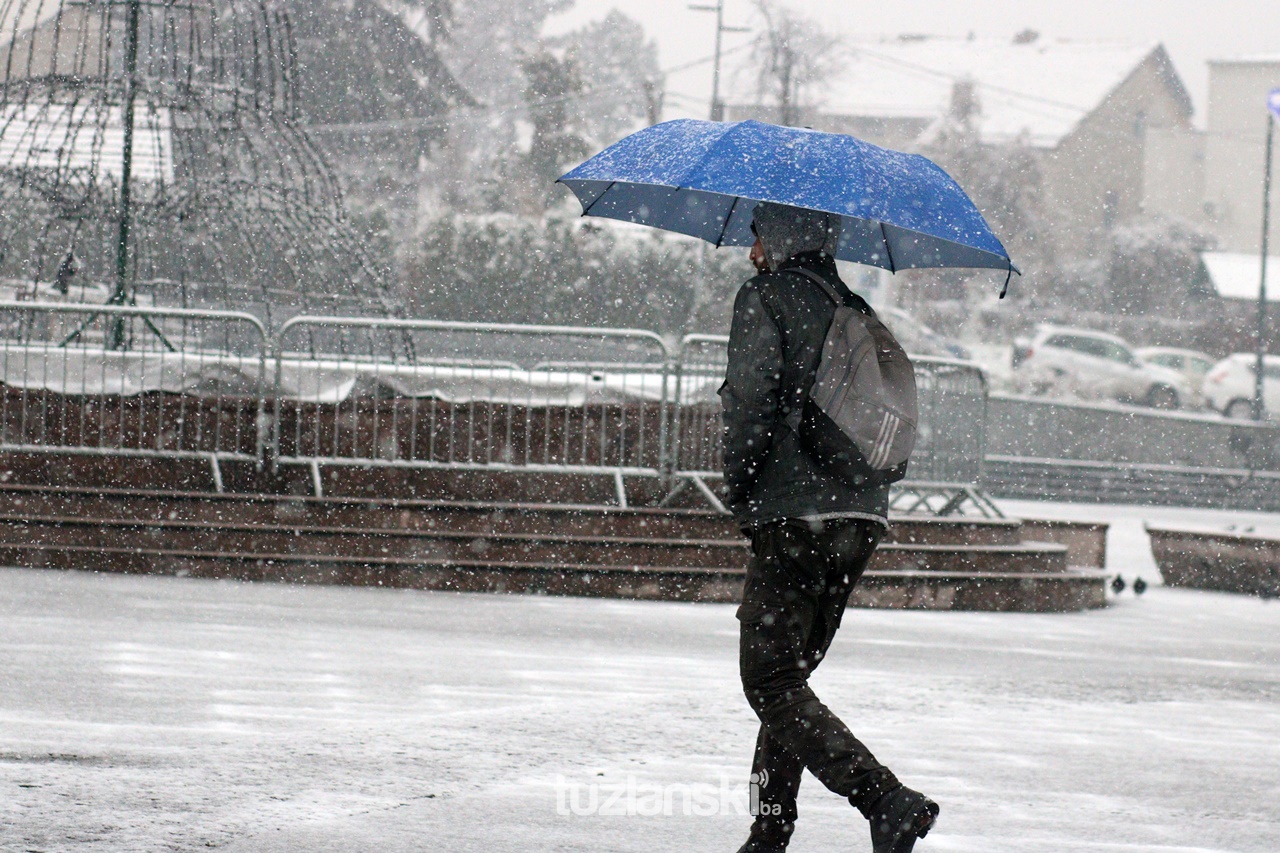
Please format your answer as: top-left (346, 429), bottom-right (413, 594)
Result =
top-left (1103, 191), bottom-right (1119, 229)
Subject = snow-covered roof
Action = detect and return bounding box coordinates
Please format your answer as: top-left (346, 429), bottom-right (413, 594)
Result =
top-left (738, 37), bottom-right (1186, 149)
top-left (0, 104), bottom-right (173, 184)
top-left (1208, 54), bottom-right (1280, 65)
top-left (1201, 251), bottom-right (1280, 303)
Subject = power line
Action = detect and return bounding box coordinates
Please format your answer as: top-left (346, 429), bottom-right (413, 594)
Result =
top-left (302, 37), bottom-right (741, 134)
top-left (849, 47), bottom-right (1095, 115)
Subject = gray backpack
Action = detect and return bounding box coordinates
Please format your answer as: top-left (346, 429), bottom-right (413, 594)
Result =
top-left (784, 269), bottom-right (918, 487)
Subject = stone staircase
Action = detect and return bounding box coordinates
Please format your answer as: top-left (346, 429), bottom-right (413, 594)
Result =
top-left (0, 472), bottom-right (1110, 611)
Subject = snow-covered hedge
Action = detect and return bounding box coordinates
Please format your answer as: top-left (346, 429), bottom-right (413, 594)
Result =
top-left (403, 214), bottom-right (751, 335)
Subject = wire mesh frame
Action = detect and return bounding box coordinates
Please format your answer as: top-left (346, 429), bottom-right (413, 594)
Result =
top-left (269, 315), bottom-right (677, 478)
top-left (0, 300), bottom-right (269, 462)
top-left (0, 0), bottom-right (397, 328)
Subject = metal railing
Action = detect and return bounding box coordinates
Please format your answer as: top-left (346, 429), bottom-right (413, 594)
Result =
top-left (270, 316), bottom-right (675, 490)
top-left (671, 334), bottom-right (990, 484)
top-left (673, 334), bottom-right (729, 477)
top-left (0, 302), bottom-right (268, 485)
top-left (983, 393), bottom-right (1280, 511)
top-left (0, 303), bottom-right (996, 504)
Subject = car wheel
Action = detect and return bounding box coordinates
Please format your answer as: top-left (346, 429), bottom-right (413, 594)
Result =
top-left (1225, 398), bottom-right (1254, 420)
top-left (1145, 385), bottom-right (1180, 410)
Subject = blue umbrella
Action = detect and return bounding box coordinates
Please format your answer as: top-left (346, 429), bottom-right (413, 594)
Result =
top-left (558, 119), bottom-right (1017, 295)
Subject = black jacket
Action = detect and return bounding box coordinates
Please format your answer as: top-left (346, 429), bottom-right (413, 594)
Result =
top-left (718, 252), bottom-right (890, 529)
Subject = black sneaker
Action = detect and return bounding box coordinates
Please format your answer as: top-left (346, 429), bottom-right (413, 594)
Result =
top-left (734, 818), bottom-right (793, 853)
top-left (867, 785), bottom-right (939, 853)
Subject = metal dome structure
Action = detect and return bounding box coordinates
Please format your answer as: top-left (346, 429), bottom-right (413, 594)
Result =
top-left (0, 0), bottom-right (399, 343)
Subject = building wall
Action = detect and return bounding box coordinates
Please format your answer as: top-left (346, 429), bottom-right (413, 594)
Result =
top-left (1143, 127), bottom-right (1205, 224)
top-left (0, 8), bottom-right (104, 82)
top-left (1203, 59), bottom-right (1280, 254)
top-left (1038, 50), bottom-right (1194, 264)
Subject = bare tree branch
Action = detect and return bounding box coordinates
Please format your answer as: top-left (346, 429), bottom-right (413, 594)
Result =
top-left (750, 0), bottom-right (845, 126)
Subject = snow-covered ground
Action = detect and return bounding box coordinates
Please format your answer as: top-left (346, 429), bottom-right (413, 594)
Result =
top-left (3, 512), bottom-right (1279, 853)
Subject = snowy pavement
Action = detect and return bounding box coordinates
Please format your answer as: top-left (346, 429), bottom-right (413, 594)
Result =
top-left (2, 554), bottom-right (1279, 853)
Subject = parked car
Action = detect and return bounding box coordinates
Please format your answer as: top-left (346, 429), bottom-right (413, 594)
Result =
top-left (1203, 353), bottom-right (1280, 419)
top-left (879, 307), bottom-right (972, 360)
top-left (1011, 325), bottom-right (1193, 409)
top-left (1136, 347), bottom-right (1217, 389)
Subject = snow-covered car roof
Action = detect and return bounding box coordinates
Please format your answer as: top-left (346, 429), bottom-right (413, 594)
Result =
top-left (1033, 324), bottom-right (1133, 347)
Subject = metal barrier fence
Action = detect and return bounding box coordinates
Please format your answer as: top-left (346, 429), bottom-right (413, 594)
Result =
top-left (270, 316), bottom-right (674, 490)
top-left (986, 394), bottom-right (1280, 471)
top-left (0, 303), bottom-right (994, 499)
top-left (672, 334), bottom-right (989, 484)
top-left (983, 393), bottom-right (1280, 510)
top-left (0, 301), bottom-right (268, 484)
top-left (673, 335), bottom-right (729, 476)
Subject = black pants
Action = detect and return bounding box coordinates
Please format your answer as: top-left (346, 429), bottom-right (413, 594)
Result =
top-left (738, 519), bottom-right (899, 832)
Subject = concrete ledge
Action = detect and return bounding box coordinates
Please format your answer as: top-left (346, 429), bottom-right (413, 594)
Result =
top-left (1147, 525), bottom-right (1280, 598)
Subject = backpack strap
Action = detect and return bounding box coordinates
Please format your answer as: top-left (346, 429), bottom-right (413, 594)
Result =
top-left (786, 266), bottom-right (845, 305)
top-left (776, 267), bottom-right (865, 436)
top-left (784, 266), bottom-right (872, 316)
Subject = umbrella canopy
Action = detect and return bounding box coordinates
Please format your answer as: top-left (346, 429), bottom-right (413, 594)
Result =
top-left (558, 119), bottom-right (1016, 289)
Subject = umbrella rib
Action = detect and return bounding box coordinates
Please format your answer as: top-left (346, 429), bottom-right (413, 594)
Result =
top-left (715, 196), bottom-right (740, 248)
top-left (880, 222), bottom-right (897, 273)
top-left (582, 181), bottom-right (617, 216)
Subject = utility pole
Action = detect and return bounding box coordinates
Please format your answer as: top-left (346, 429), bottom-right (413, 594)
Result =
top-left (1257, 90), bottom-right (1280, 420)
top-left (110, 0), bottom-right (142, 350)
top-left (689, 1), bottom-right (749, 121)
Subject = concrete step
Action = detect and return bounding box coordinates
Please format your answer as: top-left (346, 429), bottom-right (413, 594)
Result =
top-left (0, 541), bottom-right (745, 602)
top-left (0, 515), bottom-right (746, 570)
top-left (871, 542), bottom-right (1069, 575)
top-left (0, 485), bottom-right (736, 538)
top-left (0, 540), bottom-right (1106, 610)
top-left (0, 484), bottom-right (1026, 546)
top-left (0, 513), bottom-right (1068, 574)
top-left (851, 569), bottom-right (1107, 612)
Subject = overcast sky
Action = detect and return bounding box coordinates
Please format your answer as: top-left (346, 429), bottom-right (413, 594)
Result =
top-left (547, 0), bottom-right (1280, 126)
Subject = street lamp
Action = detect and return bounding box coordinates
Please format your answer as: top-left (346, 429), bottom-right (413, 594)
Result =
top-left (689, 1), bottom-right (750, 121)
top-left (1255, 88), bottom-right (1280, 420)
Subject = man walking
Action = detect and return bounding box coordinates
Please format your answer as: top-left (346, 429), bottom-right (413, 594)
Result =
top-left (721, 202), bottom-right (939, 853)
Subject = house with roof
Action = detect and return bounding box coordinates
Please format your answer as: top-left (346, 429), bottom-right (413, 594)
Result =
top-left (725, 34), bottom-right (1199, 271)
top-left (1201, 252), bottom-right (1279, 304)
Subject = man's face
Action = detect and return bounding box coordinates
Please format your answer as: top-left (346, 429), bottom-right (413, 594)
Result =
top-left (750, 235), bottom-right (769, 273)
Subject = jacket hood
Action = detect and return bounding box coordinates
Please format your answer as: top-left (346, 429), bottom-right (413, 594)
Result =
top-left (751, 202), bottom-right (838, 271)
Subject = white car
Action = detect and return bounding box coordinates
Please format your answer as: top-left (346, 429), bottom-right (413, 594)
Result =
top-left (1136, 347), bottom-right (1217, 389)
top-left (879, 307), bottom-right (971, 360)
top-left (1203, 354), bottom-right (1280, 420)
top-left (1011, 325), bottom-right (1193, 409)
